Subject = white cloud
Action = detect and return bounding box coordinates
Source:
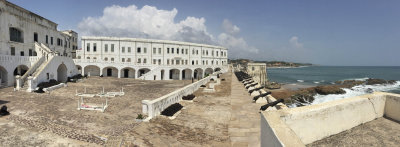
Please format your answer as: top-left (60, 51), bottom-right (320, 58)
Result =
top-left (289, 36), bottom-right (303, 48)
top-left (78, 5), bottom-right (258, 58)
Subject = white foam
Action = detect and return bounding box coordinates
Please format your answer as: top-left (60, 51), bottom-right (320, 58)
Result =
top-left (313, 81), bottom-right (320, 84)
top-left (297, 80), bottom-right (304, 83)
top-left (342, 77), bottom-right (369, 81)
top-left (311, 81), bottom-right (400, 105)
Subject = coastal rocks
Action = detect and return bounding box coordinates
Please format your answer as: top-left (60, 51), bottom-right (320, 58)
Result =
top-left (265, 82), bottom-right (281, 89)
top-left (314, 85), bottom-right (346, 95)
top-left (366, 78), bottom-right (396, 85)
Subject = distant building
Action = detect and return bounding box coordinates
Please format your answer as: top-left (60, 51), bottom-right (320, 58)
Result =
top-left (0, 0), bottom-right (79, 90)
top-left (246, 63), bottom-right (267, 86)
top-left (74, 36), bottom-right (229, 80)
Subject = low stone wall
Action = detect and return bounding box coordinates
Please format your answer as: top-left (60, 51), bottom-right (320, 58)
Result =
top-left (260, 92), bottom-right (400, 146)
top-left (43, 83), bottom-right (66, 92)
top-left (142, 72), bottom-right (220, 120)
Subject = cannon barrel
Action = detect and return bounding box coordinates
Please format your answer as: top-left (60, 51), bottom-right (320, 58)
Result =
top-left (249, 86), bottom-right (264, 93)
top-left (245, 83), bottom-right (258, 89)
top-left (253, 91), bottom-right (272, 101)
top-left (260, 99), bottom-right (284, 111)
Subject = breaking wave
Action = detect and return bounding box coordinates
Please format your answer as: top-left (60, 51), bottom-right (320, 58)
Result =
top-left (312, 81), bottom-right (400, 105)
top-left (297, 80), bottom-right (304, 83)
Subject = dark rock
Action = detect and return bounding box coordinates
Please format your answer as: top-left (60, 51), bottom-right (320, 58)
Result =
top-left (315, 85), bottom-right (346, 95)
top-left (0, 105), bottom-right (10, 116)
top-left (366, 78), bottom-right (388, 85)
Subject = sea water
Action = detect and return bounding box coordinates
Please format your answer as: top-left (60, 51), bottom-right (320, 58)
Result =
top-left (268, 66), bottom-right (400, 106)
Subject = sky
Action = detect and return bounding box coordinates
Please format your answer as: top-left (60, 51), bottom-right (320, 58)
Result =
top-left (8, 0), bottom-right (400, 66)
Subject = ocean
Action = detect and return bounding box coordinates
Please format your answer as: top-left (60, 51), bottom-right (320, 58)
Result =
top-left (267, 66), bottom-right (400, 106)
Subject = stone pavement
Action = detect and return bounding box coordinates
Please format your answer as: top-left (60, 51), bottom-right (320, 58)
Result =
top-left (229, 72), bottom-right (264, 147)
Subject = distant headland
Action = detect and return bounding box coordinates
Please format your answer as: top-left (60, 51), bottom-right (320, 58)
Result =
top-left (229, 59), bottom-right (313, 68)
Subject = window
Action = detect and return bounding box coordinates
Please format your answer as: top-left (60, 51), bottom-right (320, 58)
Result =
top-left (138, 58), bottom-right (141, 63)
top-left (192, 60), bottom-right (194, 65)
top-left (10, 47), bottom-right (15, 56)
top-left (177, 48), bottom-right (179, 54)
top-left (29, 49), bottom-right (32, 56)
top-left (86, 43), bottom-right (90, 52)
top-left (144, 47), bottom-right (147, 53)
top-left (217, 61), bottom-right (219, 65)
top-left (185, 49), bottom-right (188, 54)
top-left (9, 27), bottom-right (23, 43)
top-left (111, 58), bottom-right (114, 62)
top-left (206, 50), bottom-right (208, 55)
top-left (105, 44), bottom-right (108, 52)
top-left (128, 47), bottom-right (131, 53)
top-left (57, 38), bottom-right (61, 46)
top-left (196, 50), bottom-right (199, 55)
top-left (221, 51), bottom-right (223, 56)
top-left (144, 58), bottom-right (147, 63)
top-left (78, 56), bottom-right (81, 59)
top-left (252, 67), bottom-right (255, 71)
top-left (137, 47), bottom-right (141, 53)
top-left (93, 57), bottom-right (97, 60)
top-left (46, 35), bottom-right (48, 44)
top-left (176, 60), bottom-right (180, 65)
top-left (211, 61), bottom-right (214, 65)
top-left (196, 60), bottom-right (198, 65)
top-left (203, 60), bottom-right (205, 65)
top-left (212, 51), bottom-right (214, 56)
top-left (158, 59), bottom-right (161, 65)
top-left (104, 57), bottom-right (108, 61)
top-left (122, 47), bottom-right (125, 53)
top-left (192, 49), bottom-right (195, 55)
top-left (167, 59), bottom-right (170, 65)
top-left (51, 37), bottom-right (53, 45)
top-left (33, 33), bottom-right (38, 42)
top-left (182, 49), bottom-right (185, 54)
top-left (185, 60), bottom-right (188, 65)
top-left (206, 60), bottom-right (208, 65)
top-left (93, 43), bottom-right (97, 52)
top-left (158, 48), bottom-right (161, 54)
top-left (167, 48), bottom-right (169, 53)
top-left (202, 50), bottom-right (205, 55)
top-left (172, 60), bottom-right (174, 65)
top-left (127, 58), bottom-right (131, 62)
top-left (87, 57), bottom-right (90, 60)
top-left (217, 51), bottom-right (219, 56)
top-left (111, 44), bottom-right (115, 52)
top-left (153, 48), bottom-right (156, 54)
top-left (172, 48), bottom-right (174, 54)
top-left (122, 58), bottom-right (125, 62)
top-left (153, 59), bottom-right (156, 64)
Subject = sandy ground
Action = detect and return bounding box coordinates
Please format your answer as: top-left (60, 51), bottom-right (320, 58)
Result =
top-left (307, 117), bottom-right (400, 147)
top-left (0, 77), bottom-right (192, 146)
top-left (125, 73), bottom-right (233, 146)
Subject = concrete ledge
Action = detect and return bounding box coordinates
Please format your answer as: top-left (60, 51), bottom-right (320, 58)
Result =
top-left (260, 92), bottom-right (400, 146)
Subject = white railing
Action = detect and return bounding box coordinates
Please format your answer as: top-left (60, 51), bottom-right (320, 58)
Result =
top-left (0, 55), bottom-right (40, 63)
top-left (137, 67), bottom-right (159, 80)
top-left (18, 56), bottom-right (45, 88)
top-left (142, 71), bottom-right (221, 120)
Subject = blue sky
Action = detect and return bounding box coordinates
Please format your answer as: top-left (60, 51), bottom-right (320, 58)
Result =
top-left (9, 0), bottom-right (400, 66)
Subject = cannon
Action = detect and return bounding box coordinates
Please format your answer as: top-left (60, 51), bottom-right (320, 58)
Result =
top-left (249, 86), bottom-right (264, 93)
top-left (260, 99), bottom-right (284, 111)
top-left (245, 83), bottom-right (258, 89)
top-left (0, 105), bottom-right (10, 116)
top-left (253, 91), bottom-right (272, 101)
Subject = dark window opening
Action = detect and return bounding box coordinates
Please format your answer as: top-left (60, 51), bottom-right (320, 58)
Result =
top-left (9, 27), bottom-right (23, 43)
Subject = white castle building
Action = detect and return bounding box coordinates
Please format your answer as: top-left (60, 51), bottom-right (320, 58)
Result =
top-left (0, 0), bottom-right (79, 90)
top-left (0, 0), bottom-right (228, 92)
top-left (74, 37), bottom-right (228, 80)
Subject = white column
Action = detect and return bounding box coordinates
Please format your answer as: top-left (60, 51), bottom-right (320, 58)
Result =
top-left (117, 69), bottom-right (121, 78)
top-left (27, 76), bottom-right (35, 92)
top-left (15, 75), bottom-right (21, 90)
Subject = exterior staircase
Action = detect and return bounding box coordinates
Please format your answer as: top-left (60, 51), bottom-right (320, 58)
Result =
top-left (18, 43), bottom-right (55, 91)
top-left (137, 67), bottom-right (160, 80)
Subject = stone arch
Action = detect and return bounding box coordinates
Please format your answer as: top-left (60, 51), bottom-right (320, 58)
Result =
top-left (169, 69), bottom-right (180, 80)
top-left (0, 65), bottom-right (8, 86)
top-left (137, 68), bottom-right (151, 78)
top-left (57, 63), bottom-right (68, 83)
top-left (194, 68), bottom-right (203, 79)
top-left (121, 67), bottom-right (135, 78)
top-left (84, 65), bottom-right (100, 76)
top-left (214, 67), bottom-right (221, 72)
top-left (205, 68), bottom-right (213, 76)
top-left (13, 65), bottom-right (29, 76)
top-left (102, 66), bottom-right (118, 77)
top-left (76, 65), bottom-right (82, 74)
top-left (182, 68), bottom-right (192, 80)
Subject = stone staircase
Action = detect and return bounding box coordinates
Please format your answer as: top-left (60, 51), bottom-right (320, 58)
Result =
top-left (137, 67), bottom-right (160, 80)
top-left (18, 43), bottom-right (55, 91)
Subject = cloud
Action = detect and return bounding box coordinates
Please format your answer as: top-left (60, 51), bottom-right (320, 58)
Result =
top-left (289, 36), bottom-right (303, 48)
top-left (78, 5), bottom-right (258, 58)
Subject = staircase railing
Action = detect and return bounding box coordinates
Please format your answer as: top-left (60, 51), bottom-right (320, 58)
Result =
top-left (137, 67), bottom-right (159, 80)
top-left (19, 56), bottom-right (45, 87)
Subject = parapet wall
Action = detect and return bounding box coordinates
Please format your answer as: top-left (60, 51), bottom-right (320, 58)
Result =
top-left (142, 71), bottom-right (221, 120)
top-left (260, 92), bottom-right (400, 146)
